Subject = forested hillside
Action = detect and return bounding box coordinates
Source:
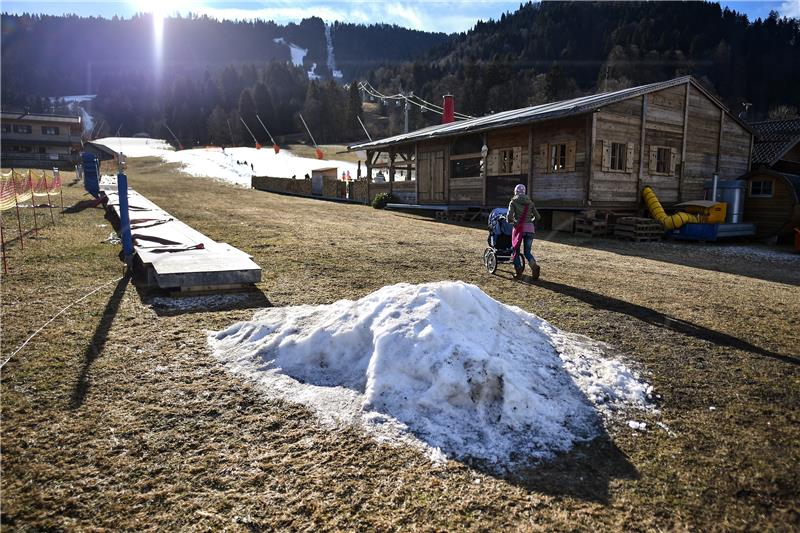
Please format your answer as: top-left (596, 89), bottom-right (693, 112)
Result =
top-left (370, 1), bottom-right (800, 125)
top-left (1, 1), bottom-right (798, 146)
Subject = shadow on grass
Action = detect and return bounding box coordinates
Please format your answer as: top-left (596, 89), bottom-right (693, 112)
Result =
top-left (62, 197), bottom-right (106, 214)
top-left (71, 274), bottom-right (131, 409)
top-left (536, 279), bottom-right (798, 366)
top-left (134, 284), bottom-right (272, 317)
top-left (504, 433), bottom-right (638, 503)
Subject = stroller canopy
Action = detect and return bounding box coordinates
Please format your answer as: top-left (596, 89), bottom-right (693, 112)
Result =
top-left (488, 208), bottom-right (513, 235)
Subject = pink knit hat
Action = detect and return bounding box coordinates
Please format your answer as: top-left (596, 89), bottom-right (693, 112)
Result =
top-left (514, 184), bottom-right (526, 195)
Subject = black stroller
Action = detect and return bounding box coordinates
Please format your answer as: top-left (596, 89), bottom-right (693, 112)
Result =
top-left (482, 208), bottom-right (525, 274)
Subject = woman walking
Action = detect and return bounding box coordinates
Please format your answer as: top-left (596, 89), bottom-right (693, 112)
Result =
top-left (507, 184), bottom-right (541, 280)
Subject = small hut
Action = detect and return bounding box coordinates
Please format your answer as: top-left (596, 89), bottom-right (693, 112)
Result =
top-left (746, 119), bottom-right (800, 241)
top-left (741, 169), bottom-right (800, 240)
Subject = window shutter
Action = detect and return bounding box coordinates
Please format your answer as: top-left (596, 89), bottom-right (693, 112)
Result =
top-left (566, 141), bottom-right (576, 171)
top-left (626, 142), bottom-right (634, 173)
top-left (601, 140), bottom-right (610, 172)
top-left (649, 145), bottom-right (657, 172)
top-left (669, 147), bottom-right (677, 175)
top-left (487, 150), bottom-right (499, 175)
top-left (520, 145), bottom-right (529, 174)
top-left (512, 146), bottom-right (522, 174)
top-left (536, 144), bottom-right (548, 173)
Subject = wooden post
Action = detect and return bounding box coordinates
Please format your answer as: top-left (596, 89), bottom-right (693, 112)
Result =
top-left (1, 216), bottom-right (8, 274)
top-left (44, 171), bottom-right (55, 225)
top-left (716, 109), bottom-right (725, 175)
top-left (414, 143), bottom-right (419, 204)
top-left (586, 112), bottom-right (596, 206)
top-left (357, 160), bottom-right (361, 179)
top-left (388, 149), bottom-right (395, 195)
top-left (678, 81), bottom-right (690, 202)
top-left (365, 150), bottom-right (372, 204)
top-left (11, 172), bottom-right (23, 250)
top-left (527, 126), bottom-right (534, 198)
top-left (637, 95), bottom-right (648, 205)
top-left (481, 133), bottom-right (487, 207)
top-left (28, 170), bottom-right (39, 236)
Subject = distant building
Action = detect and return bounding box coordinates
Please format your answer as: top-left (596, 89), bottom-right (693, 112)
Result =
top-left (1, 111), bottom-right (82, 169)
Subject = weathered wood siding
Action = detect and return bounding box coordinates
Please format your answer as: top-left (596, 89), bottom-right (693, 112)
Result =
top-left (593, 98), bottom-right (641, 205)
top-left (743, 173), bottom-right (800, 238)
top-left (683, 85), bottom-right (723, 201)
top-left (642, 85), bottom-right (685, 203)
top-left (719, 118), bottom-right (752, 179)
top-left (530, 117), bottom-right (587, 207)
top-left (417, 141), bottom-right (448, 203)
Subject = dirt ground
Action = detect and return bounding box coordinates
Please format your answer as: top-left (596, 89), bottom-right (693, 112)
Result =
top-left (2, 158), bottom-right (798, 531)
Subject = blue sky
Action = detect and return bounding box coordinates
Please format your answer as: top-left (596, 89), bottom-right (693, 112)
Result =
top-left (3, 1), bottom-right (798, 33)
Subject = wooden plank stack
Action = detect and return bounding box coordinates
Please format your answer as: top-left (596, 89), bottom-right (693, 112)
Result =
top-left (614, 217), bottom-right (664, 242)
top-left (575, 217), bottom-right (608, 237)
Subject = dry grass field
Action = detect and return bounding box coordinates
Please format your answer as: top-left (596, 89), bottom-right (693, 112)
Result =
top-left (2, 158), bottom-right (799, 530)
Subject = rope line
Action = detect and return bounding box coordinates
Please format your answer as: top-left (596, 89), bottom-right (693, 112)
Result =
top-left (0, 275), bottom-right (126, 370)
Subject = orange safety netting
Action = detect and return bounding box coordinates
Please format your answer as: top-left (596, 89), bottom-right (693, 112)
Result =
top-left (0, 171), bottom-right (17, 211)
top-left (12, 170), bottom-right (33, 203)
top-left (31, 170), bottom-right (51, 197)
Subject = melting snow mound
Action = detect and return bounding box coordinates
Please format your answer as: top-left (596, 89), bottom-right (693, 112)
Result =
top-left (210, 281), bottom-right (652, 468)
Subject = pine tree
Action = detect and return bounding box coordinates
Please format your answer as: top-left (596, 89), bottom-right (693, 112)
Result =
top-left (252, 82), bottom-right (275, 143)
top-left (345, 82), bottom-right (363, 139)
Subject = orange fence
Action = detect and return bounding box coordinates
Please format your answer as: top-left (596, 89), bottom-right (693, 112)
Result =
top-left (0, 168), bottom-right (65, 273)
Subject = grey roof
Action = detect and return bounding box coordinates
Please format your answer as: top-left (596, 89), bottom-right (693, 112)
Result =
top-left (750, 118), bottom-right (800, 167)
top-left (1, 111), bottom-right (81, 124)
top-left (349, 76), bottom-right (751, 151)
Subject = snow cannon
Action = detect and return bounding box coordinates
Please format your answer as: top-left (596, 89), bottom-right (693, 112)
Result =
top-left (256, 143), bottom-right (262, 150)
top-left (273, 144), bottom-right (280, 154)
top-left (315, 147), bottom-right (324, 160)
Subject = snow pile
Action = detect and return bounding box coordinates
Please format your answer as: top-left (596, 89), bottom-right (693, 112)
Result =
top-left (210, 281), bottom-right (652, 467)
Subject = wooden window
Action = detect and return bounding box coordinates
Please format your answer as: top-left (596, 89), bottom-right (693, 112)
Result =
top-left (656, 147), bottom-right (670, 173)
top-left (41, 126), bottom-right (60, 135)
top-left (649, 145), bottom-right (677, 175)
top-left (451, 157), bottom-right (481, 179)
top-left (749, 180), bottom-right (773, 198)
top-left (550, 144), bottom-right (566, 171)
top-left (610, 142), bottom-right (627, 171)
top-left (500, 148), bottom-right (514, 174)
top-left (13, 124), bottom-right (32, 134)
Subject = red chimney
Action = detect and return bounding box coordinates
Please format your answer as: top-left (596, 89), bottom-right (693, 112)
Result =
top-left (442, 94), bottom-right (455, 124)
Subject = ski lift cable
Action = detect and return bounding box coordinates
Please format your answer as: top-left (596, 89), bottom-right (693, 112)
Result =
top-left (359, 81), bottom-right (473, 119)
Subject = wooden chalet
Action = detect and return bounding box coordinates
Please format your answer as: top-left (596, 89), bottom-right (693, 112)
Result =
top-left (348, 76), bottom-right (754, 211)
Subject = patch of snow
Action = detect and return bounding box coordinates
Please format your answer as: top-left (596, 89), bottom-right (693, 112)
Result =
top-left (80, 107), bottom-right (94, 133)
top-left (93, 137), bottom-right (175, 158)
top-left (49, 94), bottom-right (96, 103)
top-left (209, 281), bottom-right (653, 468)
top-left (307, 62), bottom-right (321, 80)
top-left (273, 37), bottom-right (307, 67)
top-left (92, 139), bottom-right (359, 188)
top-left (324, 24), bottom-right (343, 79)
top-left (627, 420), bottom-right (647, 431)
top-left (161, 146), bottom-right (358, 187)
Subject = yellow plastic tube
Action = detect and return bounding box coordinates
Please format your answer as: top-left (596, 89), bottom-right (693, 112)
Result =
top-left (641, 186), bottom-right (700, 230)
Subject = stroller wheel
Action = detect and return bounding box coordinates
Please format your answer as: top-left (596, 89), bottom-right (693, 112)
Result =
top-left (484, 248), bottom-right (498, 274)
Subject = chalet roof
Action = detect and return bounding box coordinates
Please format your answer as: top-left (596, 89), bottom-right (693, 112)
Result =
top-left (0, 111), bottom-right (81, 124)
top-left (750, 118), bottom-right (800, 167)
top-left (349, 76), bottom-right (751, 151)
